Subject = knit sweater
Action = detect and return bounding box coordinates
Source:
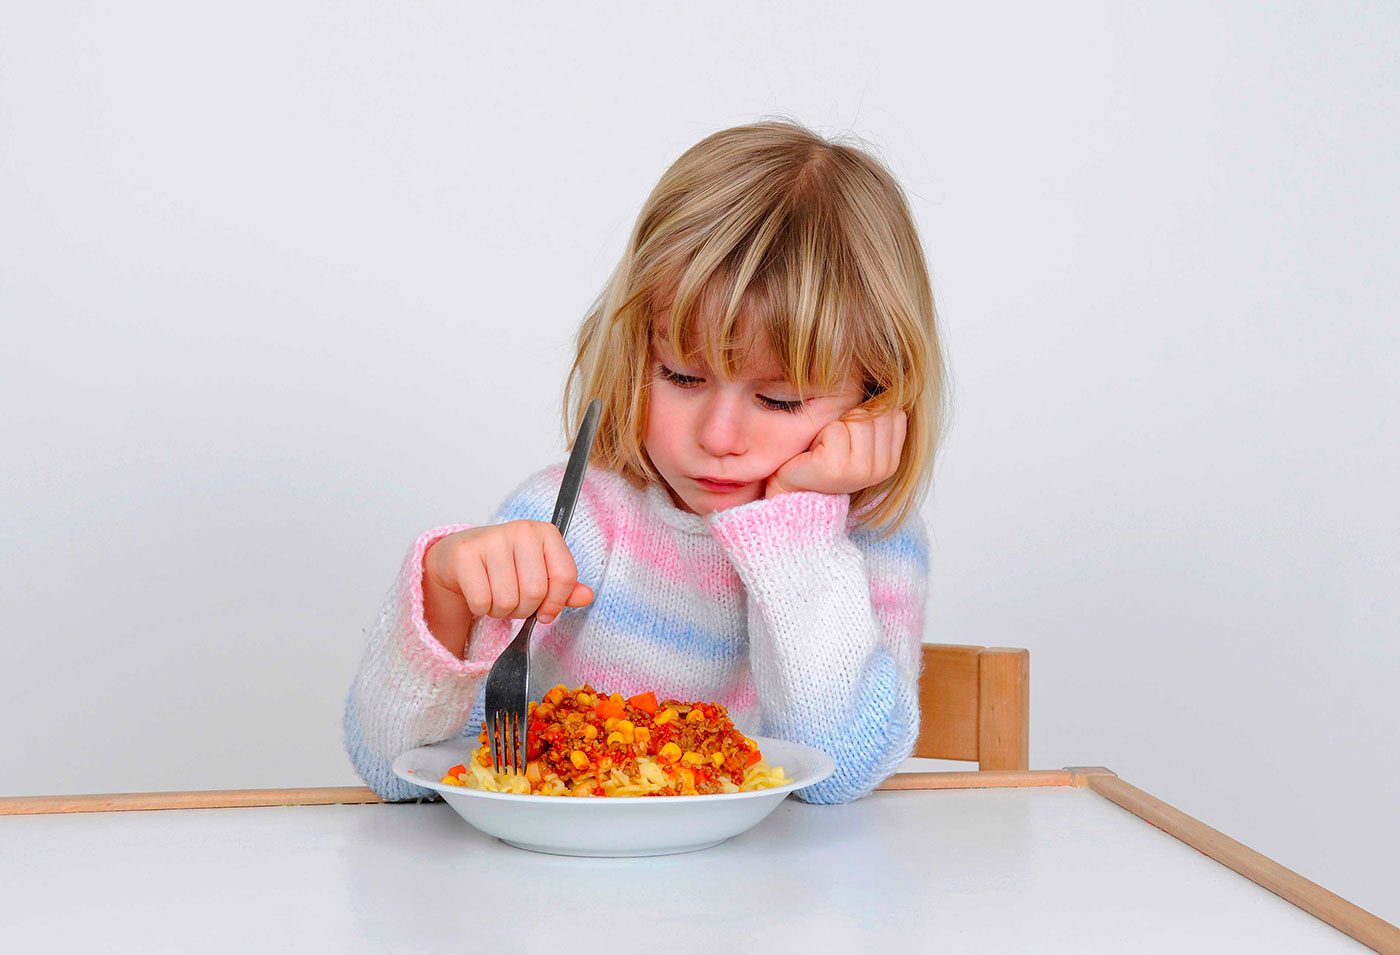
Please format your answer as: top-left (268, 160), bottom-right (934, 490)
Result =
top-left (343, 464), bottom-right (930, 804)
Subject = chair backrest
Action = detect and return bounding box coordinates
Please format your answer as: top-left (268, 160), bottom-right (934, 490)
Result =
top-left (915, 644), bottom-right (1029, 771)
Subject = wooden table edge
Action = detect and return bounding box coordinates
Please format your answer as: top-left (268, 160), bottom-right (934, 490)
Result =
top-left (4, 767), bottom-right (1395, 953)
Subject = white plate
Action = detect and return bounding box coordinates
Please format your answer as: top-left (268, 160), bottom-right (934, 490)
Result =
top-left (391, 735), bottom-right (835, 857)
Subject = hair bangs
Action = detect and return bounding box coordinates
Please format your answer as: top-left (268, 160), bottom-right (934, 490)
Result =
top-left (651, 205), bottom-right (866, 400)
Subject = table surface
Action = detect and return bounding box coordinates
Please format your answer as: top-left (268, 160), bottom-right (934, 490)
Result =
top-left (2, 783), bottom-right (1370, 953)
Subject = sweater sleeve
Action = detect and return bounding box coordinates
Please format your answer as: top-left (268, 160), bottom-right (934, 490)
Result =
top-left (707, 491), bottom-right (929, 804)
top-left (342, 465), bottom-right (609, 801)
top-left (342, 522), bottom-right (508, 801)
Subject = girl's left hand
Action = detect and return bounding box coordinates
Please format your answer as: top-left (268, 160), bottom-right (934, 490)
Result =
top-left (764, 405), bottom-right (908, 499)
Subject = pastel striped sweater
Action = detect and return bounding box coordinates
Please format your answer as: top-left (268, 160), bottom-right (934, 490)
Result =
top-left (343, 464), bottom-right (930, 804)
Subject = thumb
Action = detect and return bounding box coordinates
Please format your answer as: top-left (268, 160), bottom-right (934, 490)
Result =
top-left (565, 582), bottom-right (594, 607)
top-left (773, 447), bottom-right (818, 487)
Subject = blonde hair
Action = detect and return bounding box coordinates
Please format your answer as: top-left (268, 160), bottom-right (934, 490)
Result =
top-left (564, 118), bottom-right (947, 536)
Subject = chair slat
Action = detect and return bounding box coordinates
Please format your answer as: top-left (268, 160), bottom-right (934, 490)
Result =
top-left (913, 644), bottom-right (983, 761)
top-left (978, 647), bottom-right (1030, 771)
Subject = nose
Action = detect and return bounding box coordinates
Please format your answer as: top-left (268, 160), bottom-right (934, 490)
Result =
top-left (696, 388), bottom-right (749, 457)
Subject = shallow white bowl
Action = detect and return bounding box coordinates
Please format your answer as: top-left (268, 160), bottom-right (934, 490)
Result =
top-left (392, 735), bottom-right (835, 857)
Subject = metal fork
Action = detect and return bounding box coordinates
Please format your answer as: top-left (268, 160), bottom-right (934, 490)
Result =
top-left (482, 397), bottom-right (601, 775)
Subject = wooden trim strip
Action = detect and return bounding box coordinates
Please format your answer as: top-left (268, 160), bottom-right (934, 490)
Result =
top-left (1085, 774), bottom-right (1400, 954)
top-left (2, 770), bottom-right (1078, 815)
top-left (0, 786), bottom-right (384, 816)
top-left (877, 770), bottom-right (1071, 791)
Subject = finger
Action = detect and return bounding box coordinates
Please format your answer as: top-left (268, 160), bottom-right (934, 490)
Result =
top-left (872, 411), bottom-right (893, 477)
top-left (457, 549), bottom-right (494, 618)
top-left (511, 537), bottom-right (550, 619)
top-left (846, 414), bottom-right (874, 478)
top-left (566, 582), bottom-right (594, 607)
top-left (820, 417), bottom-right (852, 462)
top-left (481, 539), bottom-right (519, 618)
top-left (537, 530), bottom-right (580, 623)
top-left (890, 410), bottom-right (908, 473)
top-left (807, 422), bottom-right (849, 482)
top-left (766, 451), bottom-right (811, 496)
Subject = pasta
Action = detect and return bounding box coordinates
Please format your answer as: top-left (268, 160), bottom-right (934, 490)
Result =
top-left (440, 684), bottom-right (789, 796)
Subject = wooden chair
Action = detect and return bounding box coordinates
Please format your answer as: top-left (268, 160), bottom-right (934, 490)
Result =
top-left (915, 644), bottom-right (1029, 771)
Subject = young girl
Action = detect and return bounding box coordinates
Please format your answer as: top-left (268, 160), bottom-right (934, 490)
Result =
top-left (344, 119), bottom-right (946, 805)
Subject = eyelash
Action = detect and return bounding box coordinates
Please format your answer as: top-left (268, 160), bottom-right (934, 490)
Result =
top-left (654, 364), bottom-right (805, 414)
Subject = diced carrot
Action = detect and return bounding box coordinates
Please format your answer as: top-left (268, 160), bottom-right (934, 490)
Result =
top-left (626, 691), bottom-right (658, 713)
top-left (447, 763), bottom-right (467, 776)
top-left (745, 749), bottom-right (761, 767)
top-left (595, 698), bottom-right (625, 720)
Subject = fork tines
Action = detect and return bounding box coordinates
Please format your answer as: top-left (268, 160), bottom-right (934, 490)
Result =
top-left (489, 708), bottom-right (527, 776)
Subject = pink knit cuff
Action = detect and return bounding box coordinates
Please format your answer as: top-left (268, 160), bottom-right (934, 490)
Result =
top-left (397, 523), bottom-right (492, 683)
top-left (707, 491), bottom-right (851, 558)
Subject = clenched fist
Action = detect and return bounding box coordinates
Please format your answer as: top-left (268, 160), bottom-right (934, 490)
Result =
top-left (422, 521), bottom-right (594, 659)
top-left (764, 404), bottom-right (907, 499)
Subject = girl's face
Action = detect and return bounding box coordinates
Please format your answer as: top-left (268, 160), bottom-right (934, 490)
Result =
top-left (643, 325), bottom-right (865, 515)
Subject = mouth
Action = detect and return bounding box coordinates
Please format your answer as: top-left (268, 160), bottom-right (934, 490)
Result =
top-left (692, 476), bottom-right (752, 492)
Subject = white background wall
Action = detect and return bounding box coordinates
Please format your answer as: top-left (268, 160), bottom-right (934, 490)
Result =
top-left (3, 0), bottom-right (1395, 925)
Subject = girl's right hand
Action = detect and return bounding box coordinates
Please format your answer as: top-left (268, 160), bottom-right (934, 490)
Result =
top-left (421, 522), bottom-right (594, 657)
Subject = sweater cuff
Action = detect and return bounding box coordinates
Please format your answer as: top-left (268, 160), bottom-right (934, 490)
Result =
top-left (706, 491), bottom-right (851, 562)
top-left (397, 523), bottom-right (491, 683)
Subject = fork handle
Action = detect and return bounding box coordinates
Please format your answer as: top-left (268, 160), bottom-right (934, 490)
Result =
top-left (548, 398), bottom-right (601, 542)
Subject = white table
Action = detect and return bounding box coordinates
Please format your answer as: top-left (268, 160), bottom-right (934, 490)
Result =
top-left (2, 770), bottom-right (1389, 953)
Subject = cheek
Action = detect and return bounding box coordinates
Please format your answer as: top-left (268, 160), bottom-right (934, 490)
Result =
top-left (643, 389), bottom-right (682, 449)
top-left (760, 401), bottom-right (853, 461)
top-left (756, 413), bottom-right (824, 462)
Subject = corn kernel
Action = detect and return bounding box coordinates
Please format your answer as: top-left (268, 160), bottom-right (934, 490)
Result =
top-left (570, 750), bottom-right (589, 769)
top-left (686, 707), bottom-right (706, 723)
top-left (654, 708), bottom-right (677, 725)
top-left (565, 713), bottom-right (583, 722)
top-left (604, 717), bottom-right (618, 731)
top-left (743, 737), bottom-right (758, 750)
top-left (577, 693), bottom-right (591, 706)
top-left (547, 685), bottom-right (566, 704)
top-left (681, 750), bottom-right (703, 765)
top-left (616, 720), bottom-right (634, 735)
top-left (658, 742), bottom-right (682, 763)
top-left (711, 752), bottom-right (725, 766)
top-left (607, 731), bottom-right (626, 745)
top-left (583, 724), bottom-right (598, 740)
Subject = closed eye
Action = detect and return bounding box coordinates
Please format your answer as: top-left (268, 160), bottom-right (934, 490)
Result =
top-left (755, 394), bottom-right (804, 413)
top-left (652, 361), bottom-right (700, 383)
top-left (658, 361), bottom-right (806, 411)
